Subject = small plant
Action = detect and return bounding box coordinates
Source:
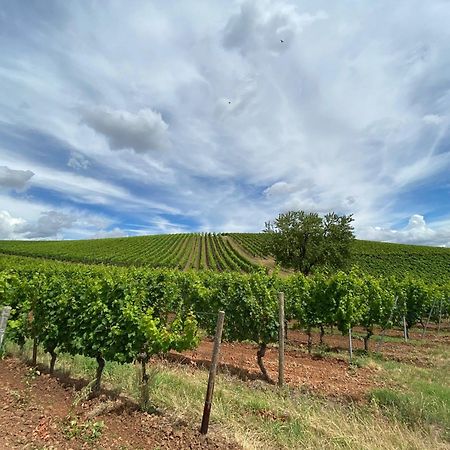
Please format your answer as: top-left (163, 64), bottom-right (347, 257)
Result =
top-left (9, 388), bottom-right (29, 407)
top-left (24, 366), bottom-right (40, 387)
top-left (61, 416), bottom-right (104, 443)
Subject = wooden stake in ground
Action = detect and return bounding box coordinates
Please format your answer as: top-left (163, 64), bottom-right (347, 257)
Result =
top-left (200, 310), bottom-right (225, 435)
top-left (403, 316), bottom-right (408, 342)
top-left (32, 338), bottom-right (38, 366)
top-left (376, 296), bottom-right (398, 353)
top-left (422, 300), bottom-right (436, 338)
top-left (348, 328), bottom-right (353, 364)
top-left (437, 298), bottom-right (443, 333)
top-left (278, 292), bottom-right (285, 388)
top-left (0, 306), bottom-right (12, 349)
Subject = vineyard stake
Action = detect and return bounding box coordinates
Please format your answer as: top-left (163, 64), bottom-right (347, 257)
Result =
top-left (200, 310), bottom-right (225, 435)
top-left (278, 292), bottom-right (285, 388)
top-left (0, 306), bottom-right (12, 349)
top-left (422, 300), bottom-right (436, 339)
top-left (403, 316), bottom-right (408, 342)
top-left (376, 296), bottom-right (397, 353)
top-left (437, 299), bottom-right (443, 333)
top-left (348, 328), bottom-right (353, 364)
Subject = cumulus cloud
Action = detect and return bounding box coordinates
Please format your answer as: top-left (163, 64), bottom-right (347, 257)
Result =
top-left (68, 151), bottom-right (90, 170)
top-left (359, 214), bottom-right (450, 246)
top-left (82, 107), bottom-right (169, 153)
top-left (17, 210), bottom-right (76, 239)
top-left (0, 210), bottom-right (26, 239)
top-left (0, 166), bottom-right (34, 190)
top-left (1, 1), bottom-right (450, 245)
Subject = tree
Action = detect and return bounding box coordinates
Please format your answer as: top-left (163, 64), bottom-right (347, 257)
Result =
top-left (264, 211), bottom-right (354, 275)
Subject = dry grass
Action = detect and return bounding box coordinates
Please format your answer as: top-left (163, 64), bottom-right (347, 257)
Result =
top-left (4, 339), bottom-right (449, 449)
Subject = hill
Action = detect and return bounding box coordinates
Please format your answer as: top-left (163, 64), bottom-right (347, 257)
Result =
top-left (0, 232), bottom-right (449, 281)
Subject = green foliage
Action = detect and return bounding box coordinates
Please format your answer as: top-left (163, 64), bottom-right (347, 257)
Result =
top-left (264, 211), bottom-right (354, 275)
top-left (1, 253), bottom-right (449, 382)
top-left (0, 233), bottom-right (258, 273)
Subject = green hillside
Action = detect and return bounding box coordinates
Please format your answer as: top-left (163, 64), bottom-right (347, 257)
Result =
top-left (0, 232), bottom-right (449, 281)
top-left (0, 233), bottom-right (257, 272)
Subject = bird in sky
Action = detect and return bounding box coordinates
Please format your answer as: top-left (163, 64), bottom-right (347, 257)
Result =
top-left (280, 39), bottom-right (284, 43)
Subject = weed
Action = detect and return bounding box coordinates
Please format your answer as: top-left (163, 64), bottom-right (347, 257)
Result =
top-left (61, 415), bottom-right (104, 443)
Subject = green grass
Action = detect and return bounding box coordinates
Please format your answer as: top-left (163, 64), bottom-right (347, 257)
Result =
top-left (4, 339), bottom-right (449, 449)
top-left (370, 350), bottom-right (450, 441)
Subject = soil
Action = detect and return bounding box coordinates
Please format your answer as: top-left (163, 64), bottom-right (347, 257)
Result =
top-left (169, 324), bottom-right (449, 401)
top-left (173, 341), bottom-right (382, 402)
top-left (285, 326), bottom-right (450, 367)
top-left (0, 357), bottom-right (241, 450)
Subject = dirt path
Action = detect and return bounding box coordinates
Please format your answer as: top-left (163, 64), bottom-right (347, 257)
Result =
top-left (0, 357), bottom-right (240, 450)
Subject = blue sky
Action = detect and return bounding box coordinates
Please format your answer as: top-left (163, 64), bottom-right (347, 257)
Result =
top-left (1, 0), bottom-right (450, 245)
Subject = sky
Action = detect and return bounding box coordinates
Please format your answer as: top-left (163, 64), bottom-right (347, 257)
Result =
top-left (1, 0), bottom-right (450, 245)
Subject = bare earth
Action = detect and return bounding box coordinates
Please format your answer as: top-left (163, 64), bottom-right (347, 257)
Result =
top-left (0, 357), bottom-right (240, 450)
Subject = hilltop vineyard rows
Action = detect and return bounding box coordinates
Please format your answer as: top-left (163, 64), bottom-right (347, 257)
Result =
top-left (1, 233), bottom-right (450, 282)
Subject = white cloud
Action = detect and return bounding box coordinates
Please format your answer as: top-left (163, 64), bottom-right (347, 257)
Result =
top-left (263, 181), bottom-right (296, 197)
top-left (82, 107), bottom-right (169, 153)
top-left (359, 214), bottom-right (450, 246)
top-left (0, 166), bottom-right (34, 190)
top-left (0, 210), bottom-right (25, 239)
top-left (68, 151), bottom-right (90, 170)
top-left (1, 1), bottom-right (450, 244)
top-left (17, 210), bottom-right (76, 239)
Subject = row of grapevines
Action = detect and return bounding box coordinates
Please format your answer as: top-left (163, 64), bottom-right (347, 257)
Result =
top-left (0, 262), bottom-right (199, 391)
top-left (2, 255), bottom-right (449, 383)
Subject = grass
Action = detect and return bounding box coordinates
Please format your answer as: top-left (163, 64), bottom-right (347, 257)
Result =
top-left (3, 339), bottom-right (449, 449)
top-left (370, 353), bottom-right (450, 441)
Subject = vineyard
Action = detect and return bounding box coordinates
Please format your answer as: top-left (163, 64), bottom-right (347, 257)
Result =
top-left (1, 253), bottom-right (449, 384)
top-left (0, 233), bottom-right (257, 272)
top-left (1, 233), bottom-right (450, 282)
top-left (1, 253), bottom-right (449, 448)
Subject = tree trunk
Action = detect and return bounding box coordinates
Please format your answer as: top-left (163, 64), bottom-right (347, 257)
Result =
top-left (256, 343), bottom-right (273, 383)
top-left (307, 328), bottom-right (312, 354)
top-left (363, 330), bottom-right (372, 352)
top-left (93, 354), bottom-right (105, 394)
top-left (418, 318), bottom-right (425, 332)
top-left (319, 324), bottom-right (325, 345)
top-left (49, 348), bottom-right (57, 375)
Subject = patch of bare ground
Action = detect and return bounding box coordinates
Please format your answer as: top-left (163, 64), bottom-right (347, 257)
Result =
top-left (286, 326), bottom-right (450, 367)
top-left (172, 339), bottom-right (383, 401)
top-left (0, 357), bottom-right (241, 450)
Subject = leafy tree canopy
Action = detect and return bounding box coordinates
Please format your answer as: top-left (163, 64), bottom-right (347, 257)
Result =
top-left (264, 210), bottom-right (355, 275)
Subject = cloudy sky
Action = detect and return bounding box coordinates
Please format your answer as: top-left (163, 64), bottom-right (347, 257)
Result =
top-left (1, 0), bottom-right (450, 245)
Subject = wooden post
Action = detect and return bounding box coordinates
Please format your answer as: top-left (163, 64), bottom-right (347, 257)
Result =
top-left (437, 299), bottom-right (443, 333)
top-left (348, 328), bottom-right (353, 364)
top-left (376, 296), bottom-right (397, 352)
top-left (278, 292), bottom-right (285, 388)
top-left (0, 306), bottom-right (12, 349)
top-left (32, 338), bottom-right (38, 366)
top-left (422, 301), bottom-right (436, 338)
top-left (403, 316), bottom-right (408, 342)
top-left (200, 311), bottom-right (225, 435)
